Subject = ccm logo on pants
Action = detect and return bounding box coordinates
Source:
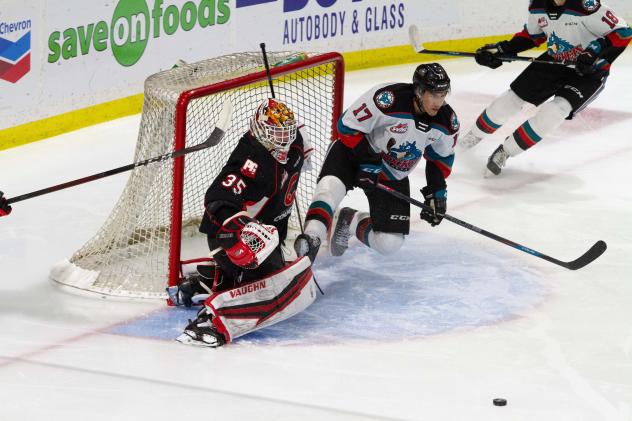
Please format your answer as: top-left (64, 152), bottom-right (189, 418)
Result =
top-left (390, 215), bottom-right (410, 221)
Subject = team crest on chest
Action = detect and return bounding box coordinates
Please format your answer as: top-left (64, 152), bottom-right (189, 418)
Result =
top-left (382, 141), bottom-right (422, 172)
top-left (240, 159), bottom-right (258, 179)
top-left (538, 16), bottom-right (548, 28)
top-left (374, 90), bottom-right (395, 109)
top-left (582, 0), bottom-right (599, 12)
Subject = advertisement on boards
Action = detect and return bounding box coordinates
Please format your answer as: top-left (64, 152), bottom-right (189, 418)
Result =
top-left (1, 0), bottom-right (631, 139)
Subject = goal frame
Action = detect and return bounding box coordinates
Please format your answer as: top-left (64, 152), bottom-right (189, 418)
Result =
top-left (168, 52), bottom-right (345, 290)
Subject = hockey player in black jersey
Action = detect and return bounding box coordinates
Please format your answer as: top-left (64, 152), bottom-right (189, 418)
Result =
top-left (171, 99), bottom-right (318, 348)
top-left (294, 63), bottom-right (459, 261)
top-left (461, 0), bottom-right (631, 175)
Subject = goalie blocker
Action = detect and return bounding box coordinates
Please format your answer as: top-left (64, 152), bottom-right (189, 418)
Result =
top-left (177, 256), bottom-right (316, 347)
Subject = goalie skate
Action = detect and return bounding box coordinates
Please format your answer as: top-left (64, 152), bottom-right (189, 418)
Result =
top-left (176, 308), bottom-right (226, 348)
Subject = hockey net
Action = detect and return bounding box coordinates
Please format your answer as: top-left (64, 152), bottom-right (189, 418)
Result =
top-left (50, 51), bottom-right (344, 300)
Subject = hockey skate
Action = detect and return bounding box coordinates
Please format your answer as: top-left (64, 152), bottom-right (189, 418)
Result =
top-left (458, 130), bottom-right (484, 150)
top-left (329, 207), bottom-right (356, 257)
top-left (294, 233), bottom-right (321, 263)
top-left (176, 308), bottom-right (226, 348)
top-left (486, 144), bottom-right (510, 176)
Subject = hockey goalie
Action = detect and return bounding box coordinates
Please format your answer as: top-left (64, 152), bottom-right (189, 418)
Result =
top-left (168, 98), bottom-right (319, 347)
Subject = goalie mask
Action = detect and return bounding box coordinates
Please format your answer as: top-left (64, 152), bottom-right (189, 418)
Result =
top-left (250, 99), bottom-right (297, 163)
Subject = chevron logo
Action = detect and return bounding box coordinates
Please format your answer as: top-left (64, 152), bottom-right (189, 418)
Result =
top-left (0, 31), bottom-right (31, 83)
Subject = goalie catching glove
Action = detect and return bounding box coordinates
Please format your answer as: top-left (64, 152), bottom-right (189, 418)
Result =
top-left (216, 211), bottom-right (279, 269)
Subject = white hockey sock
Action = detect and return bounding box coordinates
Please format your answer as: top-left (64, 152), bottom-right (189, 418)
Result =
top-left (349, 210), bottom-right (367, 235)
top-left (304, 175), bottom-right (347, 242)
top-left (351, 212), bottom-right (403, 255)
top-left (503, 96), bottom-right (572, 157)
top-left (472, 89), bottom-right (526, 138)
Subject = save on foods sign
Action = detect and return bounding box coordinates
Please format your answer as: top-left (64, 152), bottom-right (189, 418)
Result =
top-left (47, 0), bottom-right (230, 67)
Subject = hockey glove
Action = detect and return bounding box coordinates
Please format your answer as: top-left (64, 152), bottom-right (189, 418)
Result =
top-left (575, 49), bottom-right (599, 76)
top-left (0, 191), bottom-right (11, 217)
top-left (419, 187), bottom-right (447, 227)
top-left (294, 233), bottom-right (321, 263)
top-left (167, 263), bottom-right (218, 307)
top-left (355, 164), bottom-right (382, 193)
top-left (216, 212), bottom-right (279, 269)
top-left (475, 41), bottom-right (515, 69)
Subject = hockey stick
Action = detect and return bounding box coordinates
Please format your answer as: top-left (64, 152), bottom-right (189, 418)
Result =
top-left (408, 25), bottom-right (574, 67)
top-left (259, 42), bottom-right (324, 295)
top-left (7, 100), bottom-right (233, 205)
top-left (375, 182), bottom-right (606, 270)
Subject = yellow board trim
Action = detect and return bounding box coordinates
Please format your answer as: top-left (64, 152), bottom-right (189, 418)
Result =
top-left (342, 34), bottom-right (516, 71)
top-left (0, 94), bottom-right (144, 151)
top-left (0, 33), bottom-right (520, 152)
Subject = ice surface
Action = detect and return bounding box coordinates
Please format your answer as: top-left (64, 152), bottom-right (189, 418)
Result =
top-left (1, 54), bottom-right (631, 420)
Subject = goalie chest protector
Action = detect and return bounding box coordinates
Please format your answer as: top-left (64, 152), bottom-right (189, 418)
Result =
top-left (201, 131), bottom-right (307, 241)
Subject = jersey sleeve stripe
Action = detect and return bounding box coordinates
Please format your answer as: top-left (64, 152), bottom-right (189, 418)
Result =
top-left (423, 148), bottom-right (454, 178)
top-left (515, 25), bottom-right (547, 46)
top-left (606, 27), bottom-right (632, 48)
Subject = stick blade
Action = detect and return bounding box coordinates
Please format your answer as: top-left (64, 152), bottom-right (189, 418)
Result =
top-left (408, 25), bottom-right (424, 53)
top-left (565, 240), bottom-right (607, 270)
top-left (205, 100), bottom-right (233, 146)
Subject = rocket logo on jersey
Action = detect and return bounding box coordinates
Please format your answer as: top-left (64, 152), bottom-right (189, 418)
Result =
top-left (374, 90), bottom-right (395, 109)
top-left (583, 0), bottom-right (600, 12)
top-left (381, 141), bottom-right (422, 172)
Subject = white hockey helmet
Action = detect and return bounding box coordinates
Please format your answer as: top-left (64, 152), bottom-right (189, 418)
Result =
top-left (250, 98), bottom-right (297, 163)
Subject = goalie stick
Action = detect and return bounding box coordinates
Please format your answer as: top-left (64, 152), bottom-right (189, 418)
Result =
top-left (408, 25), bottom-right (574, 67)
top-left (6, 100), bottom-right (233, 206)
top-left (259, 42), bottom-right (325, 295)
top-left (259, 42), bottom-right (324, 295)
top-left (374, 181), bottom-right (607, 270)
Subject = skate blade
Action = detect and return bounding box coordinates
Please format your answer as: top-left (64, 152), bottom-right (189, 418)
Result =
top-left (175, 332), bottom-right (220, 348)
top-left (483, 164), bottom-right (501, 178)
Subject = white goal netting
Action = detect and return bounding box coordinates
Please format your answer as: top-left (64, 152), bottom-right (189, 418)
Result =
top-left (50, 51), bottom-right (344, 300)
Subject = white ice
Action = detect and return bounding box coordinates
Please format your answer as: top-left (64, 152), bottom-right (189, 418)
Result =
top-left (1, 53), bottom-right (631, 421)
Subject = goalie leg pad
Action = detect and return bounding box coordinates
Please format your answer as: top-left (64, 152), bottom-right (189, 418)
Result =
top-left (204, 256), bottom-right (317, 343)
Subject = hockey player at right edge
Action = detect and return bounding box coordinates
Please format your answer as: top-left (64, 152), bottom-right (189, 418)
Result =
top-left (460, 0), bottom-right (631, 176)
top-left (295, 63), bottom-right (458, 260)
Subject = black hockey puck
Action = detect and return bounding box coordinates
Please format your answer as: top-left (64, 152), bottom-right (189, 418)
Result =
top-left (493, 398), bottom-right (507, 406)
